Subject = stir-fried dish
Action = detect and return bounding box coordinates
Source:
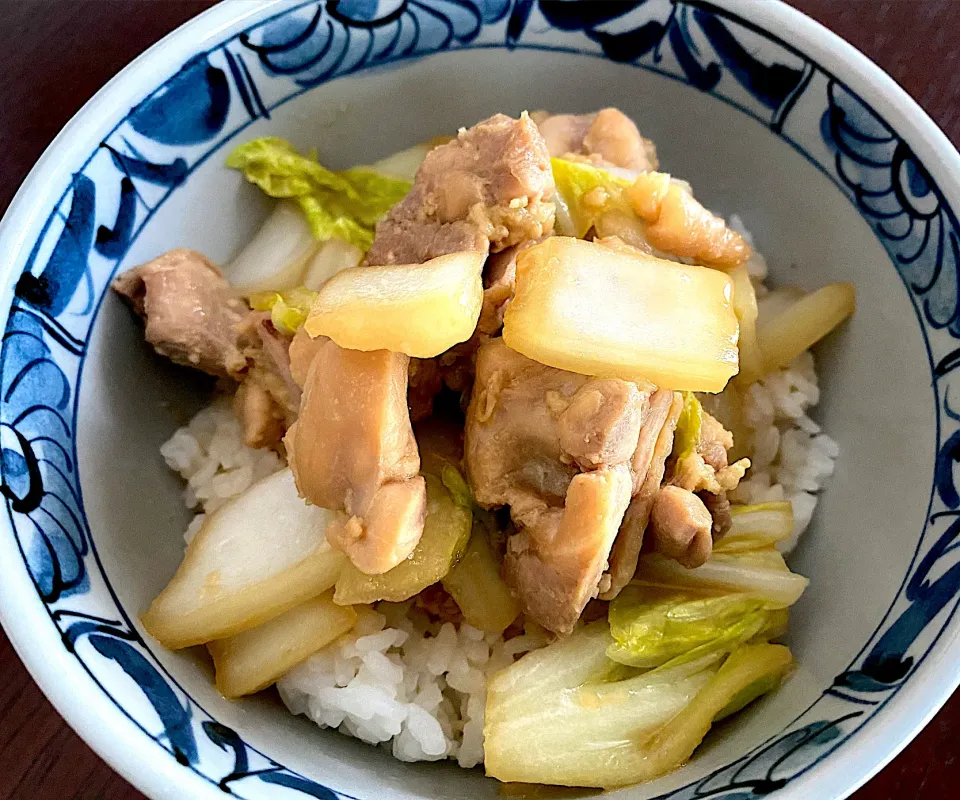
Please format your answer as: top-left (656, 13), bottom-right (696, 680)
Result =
top-left (116, 109), bottom-right (854, 788)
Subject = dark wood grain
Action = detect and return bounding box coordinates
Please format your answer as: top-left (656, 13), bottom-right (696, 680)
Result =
top-left (0, 1), bottom-right (957, 798)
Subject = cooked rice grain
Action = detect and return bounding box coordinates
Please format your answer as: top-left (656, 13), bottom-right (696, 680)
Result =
top-left (160, 398), bottom-right (283, 542)
top-left (277, 606), bottom-right (549, 767)
top-left (730, 352), bottom-right (839, 551)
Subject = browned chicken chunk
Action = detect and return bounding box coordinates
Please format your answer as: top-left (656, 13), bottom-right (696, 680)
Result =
top-left (537, 108), bottom-right (659, 172)
top-left (700, 489), bottom-right (733, 539)
top-left (600, 390), bottom-right (683, 600)
top-left (252, 316), bottom-right (300, 414)
top-left (626, 172), bottom-right (750, 269)
top-left (366, 112), bottom-right (555, 266)
top-left (505, 467), bottom-right (632, 635)
top-left (558, 378), bottom-right (647, 471)
top-left (115, 251), bottom-right (306, 451)
top-left (285, 338), bottom-right (426, 574)
top-left (648, 485), bottom-right (713, 568)
top-left (288, 326), bottom-right (325, 389)
top-left (234, 380), bottom-right (284, 451)
top-left (465, 337), bottom-right (648, 632)
top-left (233, 314), bottom-right (302, 450)
top-left (671, 409), bottom-right (746, 540)
top-left (478, 245), bottom-right (520, 335)
top-left (672, 411), bottom-right (749, 495)
top-left (112, 248), bottom-right (250, 378)
top-left (477, 238), bottom-right (545, 336)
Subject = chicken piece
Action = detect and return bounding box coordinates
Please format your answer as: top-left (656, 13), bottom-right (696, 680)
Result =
top-left (672, 410), bottom-right (750, 495)
top-left (537, 108), bottom-right (659, 172)
top-left (700, 411), bottom-right (733, 471)
top-left (466, 338), bottom-right (645, 515)
top-left (234, 380), bottom-right (284, 450)
top-left (112, 248), bottom-right (250, 378)
top-left (465, 338), bottom-right (648, 632)
top-left (600, 390), bottom-right (683, 600)
top-left (478, 238), bottom-right (546, 335)
top-left (626, 390), bottom-right (679, 495)
top-left (626, 173), bottom-right (750, 269)
top-left (479, 245), bottom-right (520, 335)
top-left (253, 317), bottom-right (299, 415)
top-left (414, 583), bottom-right (464, 626)
top-left (584, 108), bottom-right (659, 173)
top-left (649, 485), bottom-right (713, 568)
top-left (366, 113), bottom-right (555, 266)
top-left (558, 378), bottom-right (647, 471)
top-left (699, 489), bottom-right (733, 539)
top-left (285, 338), bottom-right (426, 574)
top-left (504, 467), bottom-right (632, 634)
top-left (232, 315), bottom-right (303, 450)
top-left (537, 112), bottom-right (593, 159)
top-left (672, 411), bottom-right (741, 539)
top-left (327, 477), bottom-right (427, 575)
top-left (288, 326), bottom-right (325, 389)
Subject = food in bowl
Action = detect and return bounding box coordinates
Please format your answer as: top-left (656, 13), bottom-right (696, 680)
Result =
top-left (114, 108), bottom-right (854, 788)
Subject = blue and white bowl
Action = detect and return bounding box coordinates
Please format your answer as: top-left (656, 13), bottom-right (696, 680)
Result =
top-left (0, 1), bottom-right (957, 798)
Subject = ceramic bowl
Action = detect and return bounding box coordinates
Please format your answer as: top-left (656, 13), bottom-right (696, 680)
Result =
top-left (1, 1), bottom-right (958, 798)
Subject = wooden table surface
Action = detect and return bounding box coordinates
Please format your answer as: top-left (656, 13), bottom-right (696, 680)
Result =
top-left (1, 1), bottom-right (959, 797)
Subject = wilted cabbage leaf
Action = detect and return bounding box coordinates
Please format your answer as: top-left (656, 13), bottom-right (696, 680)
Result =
top-left (636, 547), bottom-right (809, 607)
top-left (607, 584), bottom-right (771, 669)
top-left (673, 392), bottom-right (703, 462)
top-left (551, 157), bottom-right (633, 237)
top-left (484, 619), bottom-right (794, 788)
top-left (442, 522), bottom-right (519, 635)
top-left (208, 591), bottom-right (356, 698)
top-left (440, 464), bottom-right (474, 509)
top-left (249, 286), bottom-right (318, 335)
top-left (304, 251), bottom-right (485, 358)
top-left (227, 137), bottom-right (411, 250)
top-left (715, 501), bottom-right (795, 553)
top-left (141, 468), bottom-right (345, 649)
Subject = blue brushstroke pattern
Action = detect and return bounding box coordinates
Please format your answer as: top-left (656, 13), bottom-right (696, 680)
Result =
top-left (95, 177), bottom-right (137, 258)
top-left (16, 174), bottom-right (95, 316)
top-left (537, 0), bottom-right (647, 31)
top-left (88, 634), bottom-right (198, 765)
top-left (129, 54), bottom-right (230, 145)
top-left (105, 146), bottom-right (189, 187)
top-left (693, 9), bottom-right (805, 110)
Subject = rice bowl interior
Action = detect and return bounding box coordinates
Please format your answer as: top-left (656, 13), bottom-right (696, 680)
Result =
top-left (105, 100), bottom-right (857, 792)
top-left (8, 5), bottom-right (947, 797)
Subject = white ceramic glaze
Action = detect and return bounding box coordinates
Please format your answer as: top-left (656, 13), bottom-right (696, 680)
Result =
top-left (0, 2), bottom-right (958, 799)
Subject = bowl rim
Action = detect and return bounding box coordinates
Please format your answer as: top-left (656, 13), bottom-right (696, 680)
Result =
top-left (0, 7), bottom-right (298, 799)
top-left (1, 1), bottom-right (959, 799)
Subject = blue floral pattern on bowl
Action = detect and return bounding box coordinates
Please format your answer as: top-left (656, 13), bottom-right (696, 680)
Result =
top-left (3, 1), bottom-right (958, 797)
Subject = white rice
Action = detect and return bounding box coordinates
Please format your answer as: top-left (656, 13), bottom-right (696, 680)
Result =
top-left (159, 398), bottom-right (284, 543)
top-left (730, 352), bottom-right (839, 552)
top-left (156, 219), bottom-right (840, 765)
top-left (724, 214), bottom-right (840, 552)
top-left (277, 607), bottom-right (548, 767)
